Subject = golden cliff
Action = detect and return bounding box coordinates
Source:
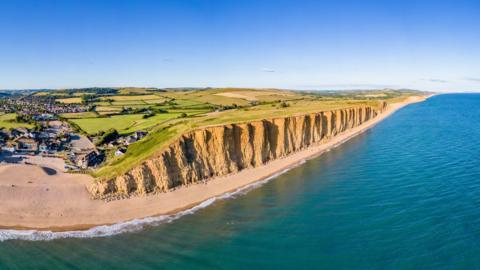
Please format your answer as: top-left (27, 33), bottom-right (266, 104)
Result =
top-left (89, 103), bottom-right (386, 199)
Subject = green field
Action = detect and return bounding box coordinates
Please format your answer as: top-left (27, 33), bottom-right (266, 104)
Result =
top-left (95, 106), bottom-right (122, 113)
top-left (100, 94), bottom-right (161, 101)
top-left (91, 89), bottom-right (413, 180)
top-left (60, 112), bottom-right (98, 119)
top-left (33, 87), bottom-right (426, 181)
top-left (0, 114), bottom-right (34, 129)
top-left (70, 112), bottom-right (201, 135)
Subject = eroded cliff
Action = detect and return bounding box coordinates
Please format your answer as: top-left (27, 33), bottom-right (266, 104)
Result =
top-left (89, 103), bottom-right (386, 199)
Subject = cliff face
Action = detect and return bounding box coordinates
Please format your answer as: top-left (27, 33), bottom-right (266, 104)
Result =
top-left (89, 104), bottom-right (385, 199)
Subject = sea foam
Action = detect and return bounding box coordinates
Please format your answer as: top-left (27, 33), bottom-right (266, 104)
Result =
top-left (0, 166), bottom-right (295, 242)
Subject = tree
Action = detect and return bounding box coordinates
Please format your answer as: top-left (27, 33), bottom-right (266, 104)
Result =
top-left (97, 128), bottom-right (119, 145)
top-left (33, 122), bottom-right (42, 132)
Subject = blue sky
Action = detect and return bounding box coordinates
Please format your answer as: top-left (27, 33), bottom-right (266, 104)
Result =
top-left (0, 0), bottom-right (479, 92)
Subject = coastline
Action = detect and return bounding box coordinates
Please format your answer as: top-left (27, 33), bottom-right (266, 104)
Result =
top-left (0, 95), bottom-right (430, 233)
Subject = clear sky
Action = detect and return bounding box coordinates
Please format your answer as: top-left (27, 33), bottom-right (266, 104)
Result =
top-left (0, 0), bottom-right (479, 92)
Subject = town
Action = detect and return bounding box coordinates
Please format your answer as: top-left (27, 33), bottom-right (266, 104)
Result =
top-left (0, 90), bottom-right (150, 171)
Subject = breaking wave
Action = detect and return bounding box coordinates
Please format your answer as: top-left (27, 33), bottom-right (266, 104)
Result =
top-left (0, 166), bottom-right (298, 242)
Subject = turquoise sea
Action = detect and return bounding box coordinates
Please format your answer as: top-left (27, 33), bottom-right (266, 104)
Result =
top-left (1, 94), bottom-right (479, 269)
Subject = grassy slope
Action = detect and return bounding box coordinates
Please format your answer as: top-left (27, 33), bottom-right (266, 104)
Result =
top-left (70, 113), bottom-right (184, 135)
top-left (35, 87), bottom-right (421, 181)
top-left (91, 89), bottom-right (407, 181)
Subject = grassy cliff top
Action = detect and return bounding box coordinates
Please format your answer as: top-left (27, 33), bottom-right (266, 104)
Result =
top-left (77, 88), bottom-right (426, 181)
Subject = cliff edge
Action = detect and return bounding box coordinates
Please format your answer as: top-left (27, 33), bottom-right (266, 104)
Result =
top-left (89, 102), bottom-right (386, 199)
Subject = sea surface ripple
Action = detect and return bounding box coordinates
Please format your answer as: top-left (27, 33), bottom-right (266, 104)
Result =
top-left (0, 94), bottom-right (479, 269)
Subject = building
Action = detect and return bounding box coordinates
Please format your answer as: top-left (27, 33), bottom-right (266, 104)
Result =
top-left (39, 143), bottom-right (48, 153)
top-left (2, 141), bottom-right (16, 153)
top-left (11, 128), bottom-right (29, 138)
top-left (133, 131), bottom-right (148, 140)
top-left (115, 148), bottom-right (127, 156)
top-left (15, 137), bottom-right (38, 153)
top-left (75, 150), bottom-right (103, 169)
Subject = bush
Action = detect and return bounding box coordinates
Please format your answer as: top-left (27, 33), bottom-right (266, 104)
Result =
top-left (81, 95), bottom-right (100, 104)
top-left (143, 112), bottom-right (156, 119)
top-left (97, 128), bottom-right (119, 145)
top-left (279, 102), bottom-right (289, 108)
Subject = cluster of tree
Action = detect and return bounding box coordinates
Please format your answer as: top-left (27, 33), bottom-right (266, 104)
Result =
top-left (146, 88), bottom-right (167, 93)
top-left (15, 114), bottom-right (35, 124)
top-left (65, 120), bottom-right (83, 134)
top-left (151, 108), bottom-right (168, 114)
top-left (81, 95), bottom-right (100, 104)
top-left (96, 128), bottom-right (119, 146)
top-left (33, 122), bottom-right (43, 132)
top-left (120, 107), bottom-right (169, 115)
top-left (213, 103), bottom-right (240, 111)
top-left (62, 88), bottom-right (119, 95)
top-left (120, 107), bottom-right (152, 114)
top-left (142, 112), bottom-right (156, 119)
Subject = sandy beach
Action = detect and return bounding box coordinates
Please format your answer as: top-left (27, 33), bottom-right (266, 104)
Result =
top-left (0, 95), bottom-right (429, 231)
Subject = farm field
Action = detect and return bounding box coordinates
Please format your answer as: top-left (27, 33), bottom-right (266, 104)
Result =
top-left (100, 94), bottom-right (162, 102)
top-left (0, 113), bottom-right (34, 129)
top-left (91, 88), bottom-right (424, 180)
top-left (70, 112), bottom-right (201, 135)
top-left (57, 97), bottom-right (82, 104)
top-left (33, 87), bottom-right (426, 180)
top-left (60, 112), bottom-right (98, 119)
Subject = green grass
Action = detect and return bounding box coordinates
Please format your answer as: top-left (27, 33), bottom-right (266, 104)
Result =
top-left (92, 102), bottom-right (112, 106)
top-left (192, 99), bottom-right (382, 127)
top-left (0, 114), bottom-right (34, 129)
top-left (144, 99), bottom-right (167, 104)
top-left (91, 99), bottom-right (384, 180)
top-left (122, 113), bottom-right (184, 133)
top-left (101, 95), bottom-right (162, 101)
top-left (71, 114), bottom-right (143, 134)
top-left (93, 121), bottom-right (190, 179)
top-left (70, 112), bottom-right (194, 135)
top-left (95, 106), bottom-right (122, 113)
top-left (118, 88), bottom-right (156, 95)
top-left (60, 112), bottom-right (98, 119)
top-left (110, 101), bottom-right (146, 105)
top-left (35, 87), bottom-right (423, 181)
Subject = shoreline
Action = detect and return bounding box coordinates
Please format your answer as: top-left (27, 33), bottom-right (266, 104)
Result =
top-left (0, 95), bottom-right (430, 233)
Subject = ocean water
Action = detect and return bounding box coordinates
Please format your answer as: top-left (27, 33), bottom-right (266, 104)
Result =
top-left (1, 94), bottom-right (480, 269)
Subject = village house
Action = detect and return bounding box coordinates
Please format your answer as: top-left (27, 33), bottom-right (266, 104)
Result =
top-left (39, 142), bottom-right (48, 153)
top-left (133, 130), bottom-right (148, 140)
top-left (124, 136), bottom-right (137, 145)
top-left (2, 141), bottom-right (16, 153)
top-left (11, 127), bottom-right (30, 139)
top-left (121, 130), bottom-right (148, 146)
top-left (33, 113), bottom-right (56, 121)
top-left (15, 137), bottom-right (38, 153)
top-left (115, 148), bottom-right (127, 157)
top-left (75, 150), bottom-right (104, 169)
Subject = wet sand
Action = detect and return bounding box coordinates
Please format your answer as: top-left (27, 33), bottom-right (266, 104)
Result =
top-left (0, 96), bottom-right (429, 231)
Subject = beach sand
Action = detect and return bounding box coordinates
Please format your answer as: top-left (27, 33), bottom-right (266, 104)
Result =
top-left (0, 95), bottom-right (428, 231)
